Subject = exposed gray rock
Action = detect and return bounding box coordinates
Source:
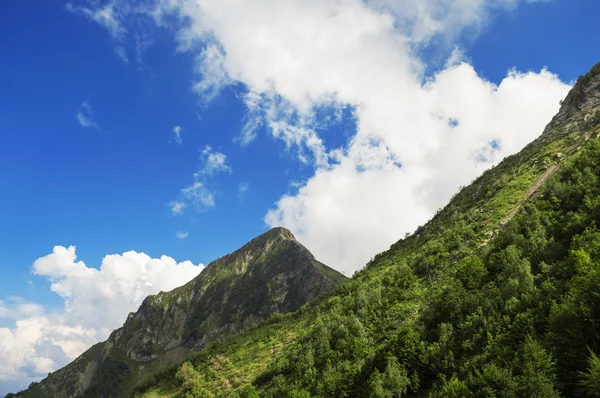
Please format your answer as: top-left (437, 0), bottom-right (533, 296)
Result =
top-left (10, 227), bottom-right (346, 398)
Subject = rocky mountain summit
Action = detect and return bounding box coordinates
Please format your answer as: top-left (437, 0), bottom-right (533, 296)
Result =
top-left (10, 227), bottom-right (346, 397)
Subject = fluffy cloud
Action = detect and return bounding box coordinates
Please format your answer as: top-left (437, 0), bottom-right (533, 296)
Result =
top-left (72, 0), bottom-right (568, 275)
top-left (265, 66), bottom-right (569, 272)
top-left (0, 247), bottom-right (202, 393)
top-left (149, 0), bottom-right (569, 273)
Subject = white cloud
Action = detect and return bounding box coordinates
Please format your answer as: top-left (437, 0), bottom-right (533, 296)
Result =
top-left (264, 63), bottom-right (568, 274)
top-left (193, 44), bottom-right (232, 103)
top-left (173, 125), bottom-right (183, 144)
top-left (176, 231), bottom-right (190, 239)
top-left (181, 181), bottom-right (215, 210)
top-left (67, 2), bottom-right (126, 40)
top-left (169, 200), bottom-right (187, 215)
top-left (144, 0), bottom-right (566, 274)
top-left (199, 145), bottom-right (232, 176)
top-left (238, 181), bottom-right (250, 198)
top-left (168, 146), bottom-right (231, 214)
top-left (0, 298), bottom-right (45, 321)
top-left (71, 0), bottom-right (567, 275)
top-left (0, 246), bottom-right (202, 392)
top-left (237, 91), bottom-right (264, 145)
top-left (67, 2), bottom-right (129, 63)
top-left (270, 120), bottom-right (329, 166)
top-left (76, 101), bottom-right (100, 129)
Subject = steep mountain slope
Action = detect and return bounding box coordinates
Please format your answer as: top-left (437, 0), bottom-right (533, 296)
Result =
top-left (9, 227), bottom-right (346, 397)
top-left (127, 62), bottom-right (600, 397)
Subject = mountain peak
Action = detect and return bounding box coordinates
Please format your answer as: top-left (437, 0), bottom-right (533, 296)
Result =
top-left (262, 226), bottom-right (296, 240)
top-left (13, 227), bottom-right (346, 397)
top-left (238, 226), bottom-right (297, 252)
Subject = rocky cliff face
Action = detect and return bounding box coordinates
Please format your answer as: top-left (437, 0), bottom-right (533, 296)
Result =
top-left (10, 227), bottom-right (346, 398)
top-left (538, 63), bottom-right (600, 142)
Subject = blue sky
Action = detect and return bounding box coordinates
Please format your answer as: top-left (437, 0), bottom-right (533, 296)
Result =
top-left (0, 0), bottom-right (598, 393)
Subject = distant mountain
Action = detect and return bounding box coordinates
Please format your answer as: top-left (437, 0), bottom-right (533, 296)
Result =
top-left (9, 227), bottom-right (346, 397)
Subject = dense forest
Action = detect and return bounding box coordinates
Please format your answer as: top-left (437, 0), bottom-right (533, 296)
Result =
top-left (127, 66), bottom-right (600, 397)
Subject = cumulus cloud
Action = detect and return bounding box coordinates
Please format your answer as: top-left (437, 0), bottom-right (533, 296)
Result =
top-left (173, 125), bottom-right (183, 144)
top-left (143, 0), bottom-right (568, 273)
top-left (72, 0), bottom-right (568, 275)
top-left (264, 65), bottom-right (568, 273)
top-left (0, 246), bottom-right (202, 392)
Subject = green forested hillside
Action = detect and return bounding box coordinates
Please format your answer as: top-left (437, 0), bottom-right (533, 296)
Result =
top-left (133, 63), bottom-right (600, 398)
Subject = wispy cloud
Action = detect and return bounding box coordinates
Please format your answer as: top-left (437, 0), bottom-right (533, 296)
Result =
top-left (198, 145), bottom-right (232, 176)
top-left (238, 182), bottom-right (250, 199)
top-left (181, 181), bottom-right (215, 211)
top-left (66, 2), bottom-right (129, 63)
top-left (173, 125), bottom-right (183, 145)
top-left (237, 91), bottom-right (264, 146)
top-left (66, 1), bottom-right (157, 67)
top-left (0, 297), bottom-right (45, 320)
top-left (176, 231), bottom-right (189, 239)
top-left (169, 146), bottom-right (232, 214)
top-left (192, 44), bottom-right (232, 103)
top-left (169, 200), bottom-right (186, 216)
top-left (76, 101), bottom-right (100, 130)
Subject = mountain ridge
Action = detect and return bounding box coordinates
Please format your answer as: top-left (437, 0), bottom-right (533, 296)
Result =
top-left (9, 227), bottom-right (346, 397)
top-left (123, 61), bottom-right (600, 397)
top-left (11, 61), bottom-right (600, 397)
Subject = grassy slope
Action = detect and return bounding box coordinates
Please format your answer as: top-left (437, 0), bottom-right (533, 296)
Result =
top-left (135, 122), bottom-right (598, 397)
top-left (137, 65), bottom-right (600, 397)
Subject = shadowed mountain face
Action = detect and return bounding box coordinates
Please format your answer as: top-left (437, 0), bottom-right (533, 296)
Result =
top-left (10, 227), bottom-right (346, 397)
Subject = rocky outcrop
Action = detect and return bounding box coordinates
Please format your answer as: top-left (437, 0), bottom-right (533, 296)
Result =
top-left (541, 62), bottom-right (600, 139)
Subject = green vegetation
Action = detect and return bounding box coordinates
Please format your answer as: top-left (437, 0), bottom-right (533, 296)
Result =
top-left (13, 63), bottom-right (600, 398)
top-left (136, 88), bottom-right (600, 396)
top-left (11, 226), bottom-right (347, 398)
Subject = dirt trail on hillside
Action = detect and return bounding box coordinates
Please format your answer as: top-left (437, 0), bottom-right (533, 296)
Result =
top-left (500, 164), bottom-right (559, 226)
